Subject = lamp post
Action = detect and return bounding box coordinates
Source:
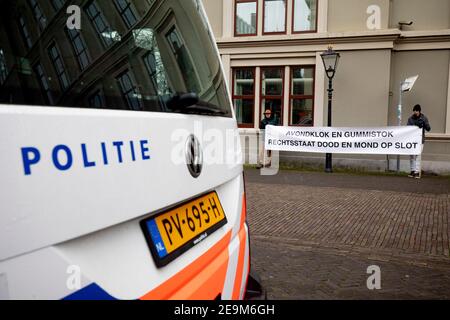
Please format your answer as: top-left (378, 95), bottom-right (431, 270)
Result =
top-left (396, 75), bottom-right (418, 172)
top-left (320, 46), bottom-right (340, 173)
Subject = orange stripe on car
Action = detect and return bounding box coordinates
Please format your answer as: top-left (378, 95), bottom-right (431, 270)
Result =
top-left (240, 193), bottom-right (247, 229)
top-left (232, 194), bottom-right (248, 300)
top-left (141, 231), bottom-right (232, 300)
top-left (232, 227), bottom-right (247, 300)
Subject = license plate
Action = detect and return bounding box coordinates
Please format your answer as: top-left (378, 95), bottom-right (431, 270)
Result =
top-left (140, 191), bottom-right (227, 267)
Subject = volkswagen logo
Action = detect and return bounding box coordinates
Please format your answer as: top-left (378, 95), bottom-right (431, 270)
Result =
top-left (185, 134), bottom-right (203, 178)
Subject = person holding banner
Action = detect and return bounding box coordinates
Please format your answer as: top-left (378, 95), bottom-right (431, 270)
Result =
top-left (257, 109), bottom-right (279, 169)
top-left (407, 104), bottom-right (431, 179)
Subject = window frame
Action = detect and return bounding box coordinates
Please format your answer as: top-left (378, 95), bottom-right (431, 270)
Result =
top-left (66, 28), bottom-right (91, 71)
top-left (88, 89), bottom-right (105, 108)
top-left (142, 51), bottom-right (172, 97)
top-left (47, 42), bottom-right (71, 92)
top-left (28, 0), bottom-right (47, 31)
top-left (113, 0), bottom-right (139, 29)
top-left (164, 23), bottom-right (202, 94)
top-left (232, 67), bottom-right (256, 128)
top-left (51, 0), bottom-right (66, 12)
top-left (85, 0), bottom-right (114, 48)
top-left (18, 15), bottom-right (33, 50)
top-left (234, 0), bottom-right (258, 37)
top-left (262, 0), bottom-right (287, 35)
top-left (0, 49), bottom-right (8, 85)
top-left (259, 66), bottom-right (285, 126)
top-left (33, 62), bottom-right (55, 105)
top-left (292, 0), bottom-right (319, 34)
top-left (288, 65), bottom-right (315, 127)
top-left (116, 69), bottom-right (143, 111)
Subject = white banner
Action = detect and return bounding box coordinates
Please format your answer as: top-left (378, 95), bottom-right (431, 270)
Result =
top-left (265, 126), bottom-right (423, 155)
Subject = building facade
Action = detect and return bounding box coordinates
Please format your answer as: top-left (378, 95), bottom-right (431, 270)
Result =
top-left (203, 0), bottom-right (450, 173)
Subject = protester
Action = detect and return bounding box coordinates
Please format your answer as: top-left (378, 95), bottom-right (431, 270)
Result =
top-left (257, 109), bottom-right (279, 169)
top-left (407, 104), bottom-right (431, 179)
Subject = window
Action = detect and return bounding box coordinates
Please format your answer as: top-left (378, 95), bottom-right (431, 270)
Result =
top-left (289, 66), bottom-right (314, 126)
top-left (293, 0), bottom-right (318, 33)
top-left (114, 0), bottom-right (138, 29)
top-left (67, 29), bottom-right (91, 70)
top-left (233, 68), bottom-right (255, 127)
top-left (85, 1), bottom-right (114, 47)
top-left (0, 49), bottom-right (8, 85)
top-left (34, 63), bottom-right (54, 105)
top-left (235, 0), bottom-right (257, 36)
top-left (28, 0), bottom-right (47, 30)
top-left (166, 26), bottom-right (201, 94)
top-left (18, 16), bottom-right (33, 49)
top-left (51, 0), bottom-right (66, 11)
top-left (48, 43), bottom-right (70, 91)
top-left (117, 71), bottom-right (142, 111)
top-left (261, 67), bottom-right (284, 124)
top-left (143, 52), bottom-right (171, 96)
top-left (88, 90), bottom-right (105, 108)
top-left (263, 0), bottom-right (286, 34)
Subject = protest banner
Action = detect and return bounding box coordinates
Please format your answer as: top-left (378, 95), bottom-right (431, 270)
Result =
top-left (265, 126), bottom-right (422, 155)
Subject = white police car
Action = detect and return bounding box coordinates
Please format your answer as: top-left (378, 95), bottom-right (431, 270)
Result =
top-left (0, 0), bottom-right (261, 300)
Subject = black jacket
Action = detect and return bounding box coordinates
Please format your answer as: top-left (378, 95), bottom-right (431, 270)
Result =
top-left (407, 113), bottom-right (431, 144)
top-left (260, 117), bottom-right (279, 130)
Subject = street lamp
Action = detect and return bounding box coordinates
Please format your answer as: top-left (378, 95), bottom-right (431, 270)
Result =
top-left (321, 46), bottom-right (340, 173)
top-left (396, 75), bottom-right (418, 172)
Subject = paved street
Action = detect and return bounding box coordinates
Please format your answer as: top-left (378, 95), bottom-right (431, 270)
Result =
top-left (245, 169), bottom-right (450, 299)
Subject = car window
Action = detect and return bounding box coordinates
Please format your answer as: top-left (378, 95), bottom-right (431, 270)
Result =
top-left (0, 0), bottom-right (232, 116)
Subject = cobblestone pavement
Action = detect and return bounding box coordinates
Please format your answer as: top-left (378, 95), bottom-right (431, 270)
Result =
top-left (245, 169), bottom-right (450, 299)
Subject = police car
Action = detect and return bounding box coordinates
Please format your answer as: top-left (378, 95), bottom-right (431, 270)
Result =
top-left (0, 0), bottom-right (261, 300)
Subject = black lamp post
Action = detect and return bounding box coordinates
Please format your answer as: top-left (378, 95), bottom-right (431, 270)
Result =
top-left (320, 46), bottom-right (340, 173)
